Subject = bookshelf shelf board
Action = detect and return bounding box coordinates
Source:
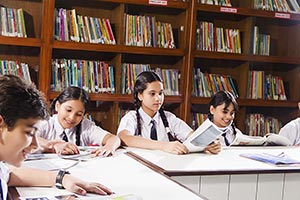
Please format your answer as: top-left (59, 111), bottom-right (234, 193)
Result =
top-left (190, 97), bottom-right (211, 105)
top-left (194, 51), bottom-right (249, 61)
top-left (237, 99), bottom-right (298, 108)
top-left (197, 4), bottom-right (300, 21)
top-left (0, 36), bottom-right (41, 47)
top-left (191, 97), bottom-right (297, 108)
top-left (194, 51), bottom-right (300, 65)
top-left (52, 41), bottom-right (185, 56)
top-left (49, 92), bottom-right (183, 103)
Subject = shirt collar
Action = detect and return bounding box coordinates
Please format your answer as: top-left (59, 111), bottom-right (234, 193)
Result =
top-left (138, 107), bottom-right (160, 126)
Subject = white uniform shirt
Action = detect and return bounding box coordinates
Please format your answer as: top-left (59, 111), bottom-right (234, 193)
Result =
top-left (218, 124), bottom-right (243, 147)
top-left (36, 114), bottom-right (109, 146)
top-left (0, 162), bottom-right (10, 200)
top-left (279, 118), bottom-right (300, 145)
top-left (117, 108), bottom-right (192, 142)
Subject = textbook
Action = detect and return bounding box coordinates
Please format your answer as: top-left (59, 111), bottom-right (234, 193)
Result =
top-left (240, 152), bottom-right (300, 166)
top-left (230, 133), bottom-right (292, 146)
top-left (183, 118), bottom-right (223, 152)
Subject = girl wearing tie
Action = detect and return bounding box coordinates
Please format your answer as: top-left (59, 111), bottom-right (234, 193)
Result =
top-left (0, 75), bottom-right (112, 198)
top-left (207, 90), bottom-right (240, 146)
top-left (36, 86), bottom-right (120, 156)
top-left (117, 71), bottom-right (220, 155)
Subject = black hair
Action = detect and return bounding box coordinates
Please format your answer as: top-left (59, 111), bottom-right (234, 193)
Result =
top-left (0, 75), bottom-right (49, 129)
top-left (51, 86), bottom-right (90, 146)
top-left (133, 71), bottom-right (177, 141)
top-left (208, 90), bottom-right (239, 135)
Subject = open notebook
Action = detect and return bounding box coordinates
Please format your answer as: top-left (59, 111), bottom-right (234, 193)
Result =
top-left (183, 118), bottom-right (223, 152)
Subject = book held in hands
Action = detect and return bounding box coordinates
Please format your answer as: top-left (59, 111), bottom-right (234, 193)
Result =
top-left (183, 118), bottom-right (223, 152)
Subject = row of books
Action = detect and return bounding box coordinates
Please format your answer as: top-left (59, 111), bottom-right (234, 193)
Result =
top-left (191, 113), bottom-right (208, 129)
top-left (192, 68), bottom-right (239, 98)
top-left (124, 14), bottom-right (176, 49)
top-left (54, 8), bottom-right (116, 44)
top-left (198, 0), bottom-right (232, 6)
top-left (247, 70), bottom-right (287, 100)
top-left (51, 59), bottom-right (115, 93)
top-left (196, 21), bottom-right (242, 53)
top-left (120, 63), bottom-right (180, 95)
top-left (253, 26), bottom-right (270, 56)
top-left (245, 113), bottom-right (282, 136)
top-left (0, 59), bottom-right (31, 82)
top-left (0, 6), bottom-right (27, 38)
top-left (254, 0), bottom-right (300, 14)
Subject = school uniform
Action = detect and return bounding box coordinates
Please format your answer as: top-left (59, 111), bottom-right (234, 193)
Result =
top-left (0, 162), bottom-right (10, 200)
top-left (117, 108), bottom-right (192, 142)
top-left (217, 124), bottom-right (243, 147)
top-left (36, 114), bottom-right (109, 146)
top-left (279, 118), bottom-right (300, 145)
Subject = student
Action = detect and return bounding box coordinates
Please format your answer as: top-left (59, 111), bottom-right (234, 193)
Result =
top-left (117, 71), bottom-right (221, 155)
top-left (207, 90), bottom-right (242, 146)
top-left (36, 86), bottom-right (120, 157)
top-left (208, 90), bottom-right (291, 146)
top-left (279, 102), bottom-right (300, 145)
top-left (0, 75), bottom-right (112, 199)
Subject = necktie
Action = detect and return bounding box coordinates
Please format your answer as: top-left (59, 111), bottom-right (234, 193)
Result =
top-left (0, 179), bottom-right (4, 200)
top-left (62, 131), bottom-right (68, 142)
top-left (222, 132), bottom-right (230, 146)
top-left (150, 120), bottom-right (157, 140)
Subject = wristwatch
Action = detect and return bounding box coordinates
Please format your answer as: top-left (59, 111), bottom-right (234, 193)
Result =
top-left (55, 170), bottom-right (70, 189)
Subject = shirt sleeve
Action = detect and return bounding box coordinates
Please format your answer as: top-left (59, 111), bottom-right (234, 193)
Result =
top-left (80, 118), bottom-right (109, 146)
top-left (279, 119), bottom-right (300, 145)
top-left (167, 112), bottom-right (193, 142)
top-left (117, 111), bottom-right (137, 136)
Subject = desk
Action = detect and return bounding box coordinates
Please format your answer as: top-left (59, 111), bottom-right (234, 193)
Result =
top-left (12, 153), bottom-right (206, 200)
top-left (127, 146), bottom-right (300, 200)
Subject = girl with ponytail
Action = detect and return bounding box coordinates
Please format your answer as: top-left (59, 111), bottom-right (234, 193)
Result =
top-left (36, 86), bottom-right (120, 156)
top-left (208, 90), bottom-right (240, 146)
top-left (117, 71), bottom-right (220, 154)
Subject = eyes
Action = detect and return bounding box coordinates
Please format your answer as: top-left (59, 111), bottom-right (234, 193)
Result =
top-left (25, 128), bottom-right (36, 137)
top-left (65, 108), bottom-right (84, 117)
top-left (148, 91), bottom-right (164, 96)
top-left (222, 110), bottom-right (235, 117)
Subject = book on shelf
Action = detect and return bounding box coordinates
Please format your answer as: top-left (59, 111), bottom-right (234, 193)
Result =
top-left (54, 8), bottom-right (115, 44)
top-left (183, 118), bottom-right (223, 153)
top-left (240, 152), bottom-right (300, 166)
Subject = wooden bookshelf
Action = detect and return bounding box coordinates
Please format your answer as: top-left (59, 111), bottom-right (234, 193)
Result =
top-left (1, 0), bottom-right (299, 134)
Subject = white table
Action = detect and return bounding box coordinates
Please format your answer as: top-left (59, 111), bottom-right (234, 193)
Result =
top-left (11, 153), bottom-right (206, 200)
top-left (127, 146), bottom-right (300, 200)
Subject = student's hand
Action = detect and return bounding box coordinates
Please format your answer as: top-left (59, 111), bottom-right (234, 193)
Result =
top-left (92, 135), bottom-right (121, 157)
top-left (161, 141), bottom-right (189, 155)
top-left (62, 174), bottom-right (113, 196)
top-left (53, 142), bottom-right (80, 155)
top-left (204, 140), bottom-right (221, 154)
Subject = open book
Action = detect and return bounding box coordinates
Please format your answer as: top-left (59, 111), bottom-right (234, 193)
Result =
top-left (230, 132), bottom-right (292, 146)
top-left (240, 152), bottom-right (300, 166)
top-left (183, 118), bottom-right (223, 152)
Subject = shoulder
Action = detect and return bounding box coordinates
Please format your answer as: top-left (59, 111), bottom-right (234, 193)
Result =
top-left (36, 115), bottom-right (56, 129)
top-left (0, 162), bottom-right (10, 182)
top-left (121, 110), bottom-right (137, 121)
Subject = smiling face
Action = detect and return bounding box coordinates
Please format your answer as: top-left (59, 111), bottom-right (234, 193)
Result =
top-left (0, 117), bottom-right (39, 166)
top-left (138, 81), bottom-right (164, 118)
top-left (55, 100), bottom-right (85, 129)
top-left (210, 102), bottom-right (235, 128)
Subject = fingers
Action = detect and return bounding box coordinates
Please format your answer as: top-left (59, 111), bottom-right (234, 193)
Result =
top-left (74, 183), bottom-right (113, 196)
top-left (93, 147), bottom-right (114, 157)
top-left (205, 140), bottom-right (221, 154)
top-left (59, 143), bottom-right (80, 155)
